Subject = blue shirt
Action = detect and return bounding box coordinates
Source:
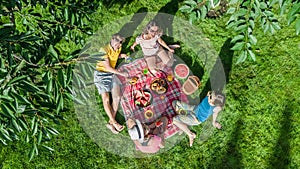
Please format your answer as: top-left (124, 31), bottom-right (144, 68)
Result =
top-left (195, 96), bottom-right (215, 122)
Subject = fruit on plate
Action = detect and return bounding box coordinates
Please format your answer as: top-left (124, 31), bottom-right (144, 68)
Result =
top-left (134, 90), bottom-right (152, 107)
top-left (174, 64), bottom-right (189, 79)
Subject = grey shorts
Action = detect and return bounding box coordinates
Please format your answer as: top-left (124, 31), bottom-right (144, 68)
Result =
top-left (94, 70), bottom-right (119, 94)
top-left (173, 112), bottom-right (201, 126)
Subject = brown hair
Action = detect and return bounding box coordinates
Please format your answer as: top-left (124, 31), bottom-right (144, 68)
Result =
top-left (142, 20), bottom-right (163, 36)
top-left (211, 91), bottom-right (226, 107)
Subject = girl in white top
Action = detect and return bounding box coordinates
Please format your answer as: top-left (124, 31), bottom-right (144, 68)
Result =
top-left (131, 21), bottom-right (179, 72)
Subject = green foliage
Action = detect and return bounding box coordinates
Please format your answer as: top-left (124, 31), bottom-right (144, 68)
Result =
top-left (179, 0), bottom-right (300, 63)
top-left (0, 0), bottom-right (299, 168)
top-left (0, 0), bottom-right (98, 161)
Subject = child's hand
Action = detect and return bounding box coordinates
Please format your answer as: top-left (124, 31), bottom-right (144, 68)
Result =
top-left (130, 45), bottom-right (135, 51)
top-left (126, 118), bottom-right (136, 129)
top-left (120, 53), bottom-right (127, 58)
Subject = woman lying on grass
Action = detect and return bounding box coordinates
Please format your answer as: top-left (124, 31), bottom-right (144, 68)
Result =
top-left (172, 91), bottom-right (225, 147)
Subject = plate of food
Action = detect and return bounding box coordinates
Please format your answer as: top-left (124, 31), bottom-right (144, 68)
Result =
top-left (134, 89), bottom-right (152, 107)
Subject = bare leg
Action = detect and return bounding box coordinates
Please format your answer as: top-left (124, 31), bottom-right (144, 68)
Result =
top-left (101, 92), bottom-right (124, 132)
top-left (111, 84), bottom-right (121, 117)
top-left (173, 120), bottom-right (196, 147)
top-left (145, 56), bottom-right (158, 75)
top-left (157, 49), bottom-right (171, 66)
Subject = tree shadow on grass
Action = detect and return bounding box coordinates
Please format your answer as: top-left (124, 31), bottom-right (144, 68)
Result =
top-left (101, 0), bottom-right (135, 8)
top-left (216, 118), bottom-right (244, 168)
top-left (200, 38), bottom-right (234, 100)
top-left (269, 104), bottom-right (292, 169)
top-left (118, 7), bottom-right (148, 54)
top-left (153, 0), bottom-right (184, 38)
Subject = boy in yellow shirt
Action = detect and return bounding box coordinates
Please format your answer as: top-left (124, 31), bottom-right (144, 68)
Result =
top-left (94, 33), bottom-right (128, 133)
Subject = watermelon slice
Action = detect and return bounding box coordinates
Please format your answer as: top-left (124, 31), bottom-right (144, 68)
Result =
top-left (174, 64), bottom-right (189, 79)
top-left (134, 90), bottom-right (152, 107)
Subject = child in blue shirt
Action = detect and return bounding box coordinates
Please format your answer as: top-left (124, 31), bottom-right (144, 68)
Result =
top-left (172, 91), bottom-right (225, 147)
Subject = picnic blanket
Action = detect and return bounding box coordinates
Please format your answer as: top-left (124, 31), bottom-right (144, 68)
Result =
top-left (117, 58), bottom-right (189, 124)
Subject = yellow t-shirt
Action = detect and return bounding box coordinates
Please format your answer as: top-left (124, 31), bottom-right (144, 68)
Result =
top-left (96, 44), bottom-right (121, 72)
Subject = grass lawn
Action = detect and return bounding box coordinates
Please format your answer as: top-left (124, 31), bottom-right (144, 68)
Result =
top-left (0, 0), bottom-right (300, 168)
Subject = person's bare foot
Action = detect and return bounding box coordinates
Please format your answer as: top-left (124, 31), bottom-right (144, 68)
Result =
top-left (189, 132), bottom-right (196, 147)
top-left (168, 44), bottom-right (180, 49)
top-left (111, 122), bottom-right (124, 132)
top-left (106, 124), bottom-right (119, 134)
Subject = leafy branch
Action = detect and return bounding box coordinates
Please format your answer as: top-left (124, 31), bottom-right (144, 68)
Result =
top-left (0, 0), bottom-right (99, 161)
top-left (179, 0), bottom-right (300, 63)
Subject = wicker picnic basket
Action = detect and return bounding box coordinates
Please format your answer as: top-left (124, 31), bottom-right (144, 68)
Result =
top-left (182, 76), bottom-right (201, 95)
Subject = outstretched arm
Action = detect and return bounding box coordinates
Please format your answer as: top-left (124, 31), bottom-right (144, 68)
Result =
top-left (157, 38), bottom-right (174, 53)
top-left (130, 41), bottom-right (138, 51)
top-left (102, 59), bottom-right (128, 77)
top-left (212, 106), bottom-right (222, 129)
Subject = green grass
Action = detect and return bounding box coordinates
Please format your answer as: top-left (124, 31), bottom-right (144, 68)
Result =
top-left (1, 0), bottom-right (300, 168)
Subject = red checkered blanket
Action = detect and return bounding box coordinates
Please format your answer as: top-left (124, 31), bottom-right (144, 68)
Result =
top-left (117, 58), bottom-right (188, 125)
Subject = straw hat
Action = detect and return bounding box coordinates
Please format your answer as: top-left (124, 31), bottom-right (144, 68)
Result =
top-left (128, 119), bottom-right (144, 142)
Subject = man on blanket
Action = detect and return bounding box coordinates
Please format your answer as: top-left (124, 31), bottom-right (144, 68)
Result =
top-left (126, 117), bottom-right (168, 153)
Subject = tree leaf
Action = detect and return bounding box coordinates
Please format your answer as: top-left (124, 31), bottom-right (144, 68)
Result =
top-left (269, 0), bottom-right (278, 7)
top-left (56, 94), bottom-right (63, 114)
top-left (1, 104), bottom-right (16, 119)
top-left (12, 119), bottom-right (22, 132)
top-left (0, 95), bottom-right (14, 102)
top-left (248, 50), bottom-right (256, 61)
top-left (47, 127), bottom-right (59, 135)
top-left (184, 0), bottom-right (197, 7)
top-left (269, 24), bottom-right (275, 34)
top-left (1, 128), bottom-right (13, 141)
top-left (179, 5), bottom-right (192, 13)
top-left (287, 3), bottom-right (300, 18)
top-left (29, 143), bottom-right (36, 161)
top-left (249, 34), bottom-right (257, 45)
top-left (287, 16), bottom-right (296, 25)
top-left (231, 35), bottom-right (245, 43)
top-left (58, 69), bottom-right (66, 88)
top-left (200, 5), bottom-right (207, 20)
top-left (264, 22), bottom-right (270, 34)
top-left (295, 18), bottom-right (300, 35)
top-left (236, 8), bottom-right (248, 17)
top-left (229, 0), bottom-right (239, 5)
top-left (235, 24), bottom-right (247, 32)
top-left (19, 118), bottom-right (28, 130)
top-left (64, 8), bottom-right (69, 21)
top-left (189, 11), bottom-right (197, 24)
top-left (272, 22), bottom-right (281, 30)
top-left (47, 79), bottom-right (53, 94)
top-left (237, 50), bottom-right (247, 64)
top-left (249, 19), bottom-right (255, 29)
top-left (231, 42), bottom-right (245, 51)
top-left (32, 121), bottom-right (38, 136)
top-left (7, 75), bottom-right (27, 86)
top-left (38, 129), bottom-right (43, 145)
top-left (21, 80), bottom-right (41, 92)
top-left (48, 45), bottom-right (58, 60)
top-left (259, 2), bottom-right (267, 9)
top-left (227, 7), bottom-right (236, 14)
top-left (42, 145), bottom-right (54, 152)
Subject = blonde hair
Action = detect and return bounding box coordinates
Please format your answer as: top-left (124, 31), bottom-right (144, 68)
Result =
top-left (111, 33), bottom-right (125, 43)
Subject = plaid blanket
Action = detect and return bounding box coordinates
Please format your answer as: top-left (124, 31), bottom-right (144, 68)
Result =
top-left (117, 58), bottom-right (188, 124)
